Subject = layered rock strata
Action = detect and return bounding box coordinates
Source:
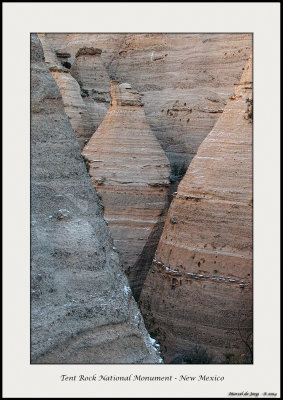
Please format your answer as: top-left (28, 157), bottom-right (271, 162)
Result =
top-left (70, 47), bottom-right (111, 132)
top-left (82, 81), bottom-right (170, 300)
top-left (38, 34), bottom-right (95, 148)
top-left (45, 33), bottom-right (252, 174)
top-left (31, 34), bottom-right (161, 364)
top-left (139, 57), bottom-right (253, 364)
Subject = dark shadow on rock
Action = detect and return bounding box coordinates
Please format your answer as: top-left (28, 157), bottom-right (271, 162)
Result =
top-left (129, 211), bottom-right (167, 302)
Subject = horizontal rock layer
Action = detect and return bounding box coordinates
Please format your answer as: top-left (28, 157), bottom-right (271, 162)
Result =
top-left (31, 34), bottom-right (160, 364)
top-left (139, 56), bottom-right (253, 363)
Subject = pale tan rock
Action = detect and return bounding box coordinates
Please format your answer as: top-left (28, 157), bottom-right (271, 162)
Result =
top-left (82, 81), bottom-right (170, 300)
top-left (139, 56), bottom-right (253, 364)
top-left (51, 71), bottom-right (95, 148)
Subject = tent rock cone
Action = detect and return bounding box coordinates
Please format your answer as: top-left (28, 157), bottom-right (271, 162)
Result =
top-left (82, 81), bottom-right (170, 300)
top-left (139, 56), bottom-right (253, 364)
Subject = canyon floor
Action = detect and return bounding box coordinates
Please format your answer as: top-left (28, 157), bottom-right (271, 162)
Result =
top-left (31, 33), bottom-right (253, 364)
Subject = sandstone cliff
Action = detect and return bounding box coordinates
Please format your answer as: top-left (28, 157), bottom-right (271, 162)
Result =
top-left (31, 34), bottom-right (161, 364)
top-left (139, 56), bottom-right (253, 364)
top-left (82, 81), bottom-right (170, 300)
top-left (45, 33), bottom-right (252, 176)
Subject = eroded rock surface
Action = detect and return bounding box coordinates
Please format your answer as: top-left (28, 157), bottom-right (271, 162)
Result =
top-left (31, 34), bottom-right (161, 364)
top-left (38, 34), bottom-right (95, 148)
top-left (82, 81), bottom-right (170, 300)
top-left (45, 33), bottom-right (252, 174)
top-left (139, 57), bottom-right (253, 364)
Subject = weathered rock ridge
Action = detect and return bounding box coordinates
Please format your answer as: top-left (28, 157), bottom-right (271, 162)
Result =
top-left (82, 81), bottom-right (170, 300)
top-left (51, 71), bottom-right (95, 149)
top-left (139, 57), bottom-right (253, 363)
top-left (31, 34), bottom-right (161, 364)
top-left (44, 33), bottom-right (252, 175)
top-left (38, 34), bottom-right (95, 148)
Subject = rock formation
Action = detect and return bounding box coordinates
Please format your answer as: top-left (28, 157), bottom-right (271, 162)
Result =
top-left (82, 81), bottom-right (170, 300)
top-left (70, 47), bottom-right (111, 132)
top-left (50, 69), bottom-right (95, 148)
top-left (45, 33), bottom-right (252, 176)
top-left (139, 56), bottom-right (253, 364)
top-left (38, 34), bottom-right (95, 148)
top-left (31, 33), bottom-right (161, 364)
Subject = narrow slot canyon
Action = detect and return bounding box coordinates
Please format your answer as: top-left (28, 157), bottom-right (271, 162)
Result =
top-left (31, 32), bottom-right (253, 364)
